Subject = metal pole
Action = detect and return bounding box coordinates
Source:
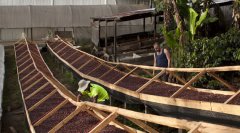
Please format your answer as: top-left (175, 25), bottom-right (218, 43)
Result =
top-left (98, 21), bottom-right (101, 47)
top-left (113, 21), bottom-right (117, 62)
top-left (154, 15), bottom-right (157, 40)
top-left (105, 20), bottom-right (108, 53)
top-left (143, 17), bottom-right (146, 32)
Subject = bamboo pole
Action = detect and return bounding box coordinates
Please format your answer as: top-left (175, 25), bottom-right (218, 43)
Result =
top-left (208, 72), bottom-right (237, 91)
top-left (89, 112), bottom-right (118, 133)
top-left (136, 69), bottom-right (166, 92)
top-left (48, 104), bottom-right (86, 133)
top-left (171, 70), bottom-right (206, 98)
top-left (33, 100), bottom-right (69, 126)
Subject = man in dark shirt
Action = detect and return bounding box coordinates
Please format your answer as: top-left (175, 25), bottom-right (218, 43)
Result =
top-left (153, 42), bottom-right (171, 80)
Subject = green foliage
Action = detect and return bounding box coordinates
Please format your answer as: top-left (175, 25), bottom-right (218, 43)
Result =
top-left (189, 8), bottom-right (209, 40)
top-left (183, 28), bottom-right (240, 68)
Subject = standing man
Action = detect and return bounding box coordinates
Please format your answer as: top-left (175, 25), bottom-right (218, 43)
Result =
top-left (153, 42), bottom-right (171, 80)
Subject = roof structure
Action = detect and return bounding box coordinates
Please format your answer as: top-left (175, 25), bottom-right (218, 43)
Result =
top-left (91, 8), bottom-right (163, 22)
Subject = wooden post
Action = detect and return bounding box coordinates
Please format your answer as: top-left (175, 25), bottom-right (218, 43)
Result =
top-left (89, 112), bottom-right (118, 133)
top-left (113, 21), bottom-right (117, 62)
top-left (99, 21), bottom-right (101, 47)
top-left (171, 71), bottom-right (206, 98)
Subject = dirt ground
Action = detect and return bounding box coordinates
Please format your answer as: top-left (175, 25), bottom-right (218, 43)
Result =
top-left (1, 46), bottom-right (29, 133)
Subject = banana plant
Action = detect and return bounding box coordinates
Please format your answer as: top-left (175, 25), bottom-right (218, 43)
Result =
top-left (189, 8), bottom-right (209, 40)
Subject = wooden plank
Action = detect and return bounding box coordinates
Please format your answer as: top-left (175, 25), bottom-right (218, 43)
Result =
top-left (77, 57), bottom-right (94, 70)
top-left (33, 99), bottom-right (69, 126)
top-left (125, 117), bottom-right (159, 133)
top-left (170, 70), bottom-right (206, 98)
top-left (18, 58), bottom-right (32, 69)
top-left (208, 72), bottom-right (237, 91)
top-left (28, 89), bottom-right (57, 112)
top-left (18, 64), bottom-right (34, 75)
top-left (86, 62), bottom-right (103, 75)
top-left (17, 54), bottom-right (29, 64)
top-left (224, 90), bottom-right (240, 104)
top-left (20, 69), bottom-right (36, 81)
top-left (136, 69), bottom-right (166, 93)
top-left (89, 112), bottom-right (118, 133)
top-left (64, 51), bottom-right (78, 61)
top-left (56, 45), bottom-right (68, 53)
top-left (188, 123), bottom-right (201, 133)
top-left (114, 67), bottom-right (138, 85)
top-left (23, 77), bottom-right (44, 92)
top-left (70, 54), bottom-right (85, 65)
top-left (99, 65), bottom-right (118, 78)
top-left (16, 51), bottom-right (28, 60)
top-left (22, 73), bottom-right (40, 86)
top-left (170, 72), bottom-right (197, 91)
top-left (91, 108), bottom-right (136, 133)
top-left (52, 42), bottom-right (64, 51)
top-left (48, 104), bottom-right (86, 133)
top-left (25, 82), bottom-right (50, 100)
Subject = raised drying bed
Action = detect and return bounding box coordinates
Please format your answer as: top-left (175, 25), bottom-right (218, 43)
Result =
top-left (47, 36), bottom-right (240, 127)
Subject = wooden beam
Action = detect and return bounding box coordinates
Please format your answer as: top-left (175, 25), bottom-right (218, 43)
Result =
top-left (125, 117), bottom-right (159, 133)
top-left (33, 100), bottom-right (69, 126)
top-left (91, 108), bottom-right (136, 133)
top-left (77, 58), bottom-right (94, 70)
top-left (18, 64), bottom-right (34, 75)
top-left (170, 72), bottom-right (197, 91)
top-left (22, 73), bottom-right (40, 86)
top-left (70, 54), bottom-right (85, 65)
top-left (171, 71), bottom-right (206, 98)
top-left (114, 67), bottom-right (138, 85)
top-left (25, 82), bottom-right (50, 100)
top-left (86, 62), bottom-right (103, 75)
top-left (17, 54), bottom-right (29, 64)
top-left (56, 45), bottom-right (68, 53)
top-left (64, 51), bottom-right (78, 61)
top-left (18, 58), bottom-right (31, 68)
top-left (224, 90), bottom-right (240, 104)
top-left (99, 65), bottom-right (118, 79)
top-left (20, 69), bottom-right (36, 81)
top-left (16, 51), bottom-right (28, 60)
top-left (188, 123), bottom-right (201, 133)
top-left (89, 112), bottom-right (118, 133)
top-left (52, 42), bottom-right (64, 51)
top-left (136, 69), bottom-right (166, 93)
top-left (23, 77), bottom-right (44, 92)
top-left (48, 104), bottom-right (86, 133)
top-left (208, 72), bottom-right (237, 91)
top-left (28, 89), bottom-right (57, 112)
